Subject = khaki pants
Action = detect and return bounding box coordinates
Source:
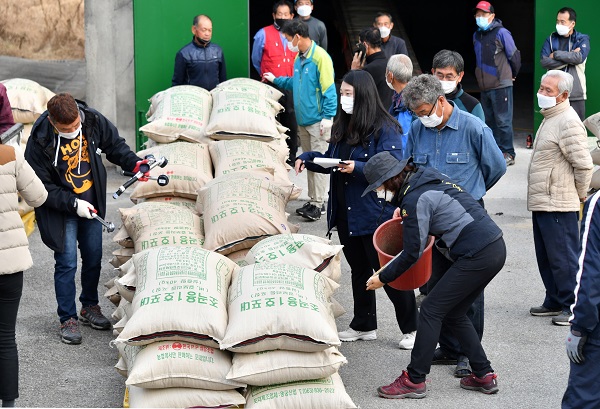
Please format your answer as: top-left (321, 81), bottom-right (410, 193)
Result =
top-left (298, 122), bottom-right (329, 206)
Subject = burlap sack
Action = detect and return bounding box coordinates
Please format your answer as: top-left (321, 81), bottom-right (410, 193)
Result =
top-left (1, 78), bottom-right (54, 123)
top-left (112, 297), bottom-right (133, 321)
top-left (104, 286), bottom-right (121, 306)
top-left (109, 247), bottom-right (134, 268)
top-left (120, 202), bottom-right (204, 253)
top-left (141, 196), bottom-right (199, 215)
top-left (227, 249), bottom-right (251, 268)
top-left (215, 78), bottom-right (284, 101)
top-left (130, 142), bottom-right (213, 202)
top-left (209, 139), bottom-right (292, 185)
top-left (116, 246), bottom-right (237, 347)
top-left (244, 373), bottom-right (358, 409)
top-left (227, 347), bottom-right (346, 386)
top-left (116, 258), bottom-right (135, 278)
top-left (584, 112), bottom-right (600, 138)
top-left (127, 386), bottom-right (245, 409)
top-left (246, 234), bottom-right (343, 283)
top-left (590, 166), bottom-right (600, 190)
top-left (140, 85), bottom-right (213, 144)
top-left (113, 315), bottom-right (128, 334)
top-left (113, 225), bottom-right (134, 248)
top-left (124, 341), bottom-right (245, 390)
top-left (115, 268), bottom-right (137, 303)
top-left (205, 80), bottom-right (286, 138)
top-left (590, 147), bottom-right (600, 166)
top-left (197, 169), bottom-right (301, 255)
top-left (221, 263), bottom-right (340, 353)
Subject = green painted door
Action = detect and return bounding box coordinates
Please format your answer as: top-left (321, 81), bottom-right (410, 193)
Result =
top-left (133, 0), bottom-right (249, 149)
top-left (534, 0), bottom-right (598, 133)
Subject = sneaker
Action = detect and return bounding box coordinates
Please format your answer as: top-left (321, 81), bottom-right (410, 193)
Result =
top-left (503, 153), bottom-right (515, 166)
top-left (460, 372), bottom-right (499, 394)
top-left (320, 203), bottom-right (326, 214)
top-left (530, 305), bottom-right (562, 316)
top-left (454, 355), bottom-right (472, 378)
top-left (552, 311), bottom-right (571, 326)
top-left (431, 347), bottom-right (458, 365)
top-left (295, 202), bottom-right (311, 216)
top-left (398, 331), bottom-right (416, 350)
top-left (338, 327), bottom-right (377, 342)
top-left (300, 204), bottom-right (321, 221)
top-left (60, 318), bottom-right (82, 345)
top-left (80, 305), bottom-right (112, 330)
top-left (377, 370), bottom-right (427, 399)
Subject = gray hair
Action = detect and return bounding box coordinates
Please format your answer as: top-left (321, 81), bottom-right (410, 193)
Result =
top-left (401, 74), bottom-right (444, 111)
top-left (432, 49), bottom-right (464, 73)
top-left (386, 54), bottom-right (413, 84)
top-left (541, 70), bottom-right (574, 95)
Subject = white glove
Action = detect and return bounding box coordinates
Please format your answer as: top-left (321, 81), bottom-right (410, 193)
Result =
top-left (263, 72), bottom-right (276, 83)
top-left (320, 118), bottom-right (333, 136)
top-left (75, 198), bottom-right (95, 219)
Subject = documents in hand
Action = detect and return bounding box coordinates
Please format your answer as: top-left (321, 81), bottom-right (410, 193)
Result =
top-left (313, 158), bottom-right (348, 168)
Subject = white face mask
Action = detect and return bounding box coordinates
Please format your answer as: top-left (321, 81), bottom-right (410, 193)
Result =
top-left (385, 73), bottom-right (394, 90)
top-left (376, 189), bottom-right (395, 202)
top-left (297, 5), bottom-right (312, 17)
top-left (287, 36), bottom-right (299, 53)
top-left (537, 92), bottom-right (559, 109)
top-left (378, 26), bottom-right (391, 38)
top-left (340, 95), bottom-right (354, 114)
top-left (440, 80), bottom-right (457, 94)
top-left (58, 124), bottom-right (82, 140)
top-left (418, 101), bottom-right (444, 128)
top-left (556, 24), bottom-right (571, 36)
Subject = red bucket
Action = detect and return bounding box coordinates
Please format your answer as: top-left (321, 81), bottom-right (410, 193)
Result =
top-left (373, 218), bottom-right (434, 290)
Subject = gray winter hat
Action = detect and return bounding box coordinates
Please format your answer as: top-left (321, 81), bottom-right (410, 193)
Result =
top-left (361, 151), bottom-right (410, 197)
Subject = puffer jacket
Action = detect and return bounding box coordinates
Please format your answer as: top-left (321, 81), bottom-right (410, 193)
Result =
top-left (0, 145), bottom-right (47, 274)
top-left (527, 100), bottom-right (593, 212)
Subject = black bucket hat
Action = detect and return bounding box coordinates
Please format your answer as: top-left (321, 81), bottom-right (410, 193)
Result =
top-left (361, 151), bottom-right (411, 197)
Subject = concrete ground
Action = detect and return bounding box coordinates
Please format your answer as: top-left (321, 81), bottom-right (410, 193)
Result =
top-left (13, 131), bottom-right (580, 408)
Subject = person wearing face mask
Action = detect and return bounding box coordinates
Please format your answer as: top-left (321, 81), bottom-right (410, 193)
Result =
top-left (528, 70), bottom-right (593, 326)
top-left (362, 151), bottom-right (506, 399)
top-left (386, 54), bottom-right (414, 150)
top-left (293, 0), bottom-right (327, 50)
top-left (473, 1), bottom-right (521, 167)
top-left (264, 19), bottom-right (336, 221)
top-left (351, 27), bottom-right (394, 108)
top-left (252, 1), bottom-right (299, 165)
top-left (540, 7), bottom-right (590, 121)
top-left (373, 12), bottom-right (408, 59)
top-left (172, 14), bottom-right (226, 91)
top-left (432, 50), bottom-right (484, 122)
top-left (25, 93), bottom-right (147, 345)
top-left (294, 70), bottom-right (419, 350)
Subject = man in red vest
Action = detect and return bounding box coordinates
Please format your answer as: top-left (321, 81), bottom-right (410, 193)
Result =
top-left (252, 0), bottom-right (298, 164)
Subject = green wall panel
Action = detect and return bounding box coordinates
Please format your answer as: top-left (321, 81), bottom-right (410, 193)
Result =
top-left (534, 0), bottom-right (598, 133)
top-left (133, 0), bottom-right (249, 149)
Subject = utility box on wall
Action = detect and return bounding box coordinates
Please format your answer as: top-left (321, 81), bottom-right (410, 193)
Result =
top-left (132, 0), bottom-right (250, 150)
top-left (534, 0), bottom-right (598, 133)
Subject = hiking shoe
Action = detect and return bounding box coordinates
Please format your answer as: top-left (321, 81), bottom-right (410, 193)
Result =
top-left (454, 355), bottom-right (472, 378)
top-left (503, 153), bottom-right (515, 166)
top-left (338, 327), bottom-right (377, 342)
top-left (530, 305), bottom-right (562, 316)
top-left (80, 305), bottom-right (111, 330)
top-left (300, 204), bottom-right (321, 221)
top-left (460, 372), bottom-right (499, 394)
top-left (378, 370), bottom-right (427, 399)
top-left (295, 202), bottom-right (311, 215)
top-left (60, 318), bottom-right (82, 345)
top-left (399, 331), bottom-right (416, 350)
top-left (552, 311), bottom-right (571, 326)
top-left (320, 203), bottom-right (326, 214)
top-left (431, 347), bottom-right (458, 365)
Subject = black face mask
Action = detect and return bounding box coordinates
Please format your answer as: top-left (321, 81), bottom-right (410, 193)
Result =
top-left (274, 19), bottom-right (288, 30)
top-left (195, 36), bottom-right (210, 46)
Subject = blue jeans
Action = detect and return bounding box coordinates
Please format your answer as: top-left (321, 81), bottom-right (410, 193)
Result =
top-left (54, 215), bottom-right (103, 323)
top-left (480, 86), bottom-right (515, 158)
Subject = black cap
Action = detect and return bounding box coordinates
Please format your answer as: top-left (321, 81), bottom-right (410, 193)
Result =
top-left (361, 151), bottom-right (410, 197)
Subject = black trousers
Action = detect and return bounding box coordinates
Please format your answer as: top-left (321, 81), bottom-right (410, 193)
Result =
top-left (337, 220), bottom-right (418, 334)
top-left (0, 272), bottom-right (23, 402)
top-left (276, 88), bottom-right (298, 161)
top-left (407, 238), bottom-right (506, 383)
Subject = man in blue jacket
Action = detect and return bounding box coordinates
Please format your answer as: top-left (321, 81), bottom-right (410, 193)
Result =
top-left (264, 19), bottom-right (337, 221)
top-left (540, 7), bottom-right (590, 121)
top-left (562, 191), bottom-right (600, 408)
top-left (473, 1), bottom-right (521, 166)
top-left (172, 14), bottom-right (226, 91)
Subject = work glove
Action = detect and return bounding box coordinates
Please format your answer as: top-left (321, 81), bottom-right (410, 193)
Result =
top-left (133, 159), bottom-right (150, 182)
top-left (75, 198), bottom-right (95, 219)
top-left (320, 118), bottom-right (333, 136)
top-left (262, 72), bottom-right (276, 83)
top-left (566, 329), bottom-right (587, 364)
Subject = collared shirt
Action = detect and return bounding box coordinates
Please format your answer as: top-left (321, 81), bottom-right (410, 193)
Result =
top-left (403, 101), bottom-right (506, 200)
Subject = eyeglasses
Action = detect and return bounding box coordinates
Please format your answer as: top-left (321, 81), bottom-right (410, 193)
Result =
top-left (410, 101), bottom-right (438, 118)
top-left (434, 73), bottom-right (459, 81)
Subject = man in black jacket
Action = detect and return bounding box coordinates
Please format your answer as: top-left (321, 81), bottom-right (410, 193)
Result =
top-left (25, 93), bottom-right (145, 345)
top-left (352, 27), bottom-right (393, 108)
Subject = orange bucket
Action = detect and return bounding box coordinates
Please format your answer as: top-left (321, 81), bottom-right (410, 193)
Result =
top-left (373, 218), bottom-right (434, 290)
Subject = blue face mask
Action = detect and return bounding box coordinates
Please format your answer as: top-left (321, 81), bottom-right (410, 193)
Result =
top-left (476, 16), bottom-right (490, 30)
